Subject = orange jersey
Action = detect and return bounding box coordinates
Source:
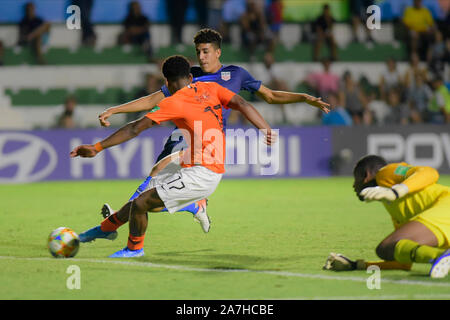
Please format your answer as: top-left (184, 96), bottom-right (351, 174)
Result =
top-left (145, 81), bottom-right (236, 174)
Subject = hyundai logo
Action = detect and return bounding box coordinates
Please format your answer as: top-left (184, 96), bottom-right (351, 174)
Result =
top-left (0, 133), bottom-right (57, 183)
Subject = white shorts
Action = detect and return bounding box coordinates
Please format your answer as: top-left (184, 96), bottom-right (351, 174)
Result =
top-left (145, 161), bottom-right (222, 213)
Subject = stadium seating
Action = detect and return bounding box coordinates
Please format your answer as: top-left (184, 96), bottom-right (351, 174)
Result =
top-left (0, 16), bottom-right (445, 129)
top-left (2, 58), bottom-right (419, 128)
top-left (0, 22), bottom-right (403, 63)
top-left (2, 42), bottom-right (406, 67)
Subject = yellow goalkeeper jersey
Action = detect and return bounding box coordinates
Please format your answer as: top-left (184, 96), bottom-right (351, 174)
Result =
top-left (375, 162), bottom-right (450, 228)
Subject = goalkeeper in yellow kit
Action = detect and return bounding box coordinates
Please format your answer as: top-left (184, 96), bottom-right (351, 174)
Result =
top-left (323, 155), bottom-right (450, 278)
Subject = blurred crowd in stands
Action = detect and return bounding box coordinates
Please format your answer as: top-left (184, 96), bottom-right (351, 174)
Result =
top-left (314, 53), bottom-right (450, 126)
top-left (0, 0), bottom-right (449, 127)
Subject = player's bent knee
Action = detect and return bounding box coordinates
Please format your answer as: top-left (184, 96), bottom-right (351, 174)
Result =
top-left (376, 241), bottom-right (396, 261)
top-left (135, 188), bottom-right (164, 212)
top-left (132, 197), bottom-right (149, 214)
top-left (133, 189), bottom-right (155, 212)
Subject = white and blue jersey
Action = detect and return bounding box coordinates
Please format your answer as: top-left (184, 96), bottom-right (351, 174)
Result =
top-left (157, 65), bottom-right (262, 162)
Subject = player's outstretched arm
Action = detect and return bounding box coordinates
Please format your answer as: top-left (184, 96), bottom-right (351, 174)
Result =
top-left (360, 165), bottom-right (439, 202)
top-left (227, 94), bottom-right (275, 145)
top-left (70, 116), bottom-right (155, 158)
top-left (98, 91), bottom-right (165, 127)
top-left (256, 84), bottom-right (331, 114)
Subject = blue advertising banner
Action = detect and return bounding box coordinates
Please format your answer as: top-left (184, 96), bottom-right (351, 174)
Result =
top-left (0, 127), bottom-right (332, 183)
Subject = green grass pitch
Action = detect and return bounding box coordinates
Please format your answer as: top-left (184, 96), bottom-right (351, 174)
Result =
top-left (1, 177), bottom-right (449, 300)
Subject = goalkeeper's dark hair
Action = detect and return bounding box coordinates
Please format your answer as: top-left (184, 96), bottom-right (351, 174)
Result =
top-left (353, 155), bottom-right (387, 178)
top-left (162, 55), bottom-right (191, 82)
top-left (193, 28), bottom-right (222, 49)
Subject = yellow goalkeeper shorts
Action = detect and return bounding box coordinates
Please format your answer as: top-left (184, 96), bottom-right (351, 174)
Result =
top-left (411, 195), bottom-right (450, 248)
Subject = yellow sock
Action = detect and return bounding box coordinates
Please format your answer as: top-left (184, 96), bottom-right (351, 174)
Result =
top-left (394, 239), bottom-right (445, 264)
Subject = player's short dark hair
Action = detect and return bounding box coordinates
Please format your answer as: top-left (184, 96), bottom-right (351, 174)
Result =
top-left (193, 28), bottom-right (222, 49)
top-left (162, 55), bottom-right (191, 81)
top-left (353, 155), bottom-right (387, 178)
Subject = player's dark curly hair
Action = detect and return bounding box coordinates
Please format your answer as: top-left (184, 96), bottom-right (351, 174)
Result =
top-left (162, 55), bottom-right (191, 81)
top-left (193, 28), bottom-right (222, 49)
top-left (353, 155), bottom-right (387, 178)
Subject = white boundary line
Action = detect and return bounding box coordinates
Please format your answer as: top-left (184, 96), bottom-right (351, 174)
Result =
top-left (1, 256), bottom-right (449, 288)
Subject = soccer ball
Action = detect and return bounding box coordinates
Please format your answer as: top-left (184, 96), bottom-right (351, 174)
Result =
top-left (47, 227), bottom-right (80, 258)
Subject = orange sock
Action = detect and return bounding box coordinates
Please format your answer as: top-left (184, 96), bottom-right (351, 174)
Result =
top-left (365, 260), bottom-right (412, 271)
top-left (127, 235), bottom-right (145, 251)
top-left (100, 213), bottom-right (125, 232)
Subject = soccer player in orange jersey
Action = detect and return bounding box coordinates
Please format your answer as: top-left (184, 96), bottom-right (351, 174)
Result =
top-left (323, 155), bottom-right (450, 278)
top-left (96, 29), bottom-right (330, 228)
top-left (70, 55), bottom-right (274, 258)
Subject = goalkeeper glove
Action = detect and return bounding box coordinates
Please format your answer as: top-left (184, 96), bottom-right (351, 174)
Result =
top-left (323, 253), bottom-right (366, 271)
top-left (360, 184), bottom-right (409, 202)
